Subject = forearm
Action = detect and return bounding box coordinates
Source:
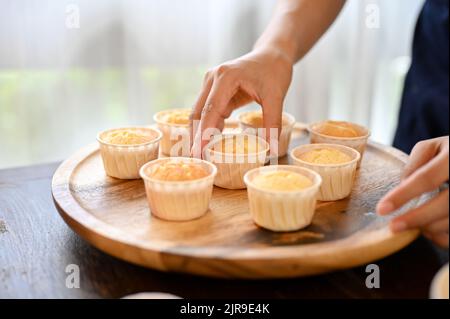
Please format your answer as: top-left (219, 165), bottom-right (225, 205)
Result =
top-left (254, 0), bottom-right (346, 64)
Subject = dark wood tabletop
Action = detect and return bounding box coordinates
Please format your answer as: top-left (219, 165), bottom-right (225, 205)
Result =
top-left (0, 162), bottom-right (448, 299)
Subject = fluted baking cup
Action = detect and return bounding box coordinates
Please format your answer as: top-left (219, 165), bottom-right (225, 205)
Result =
top-left (203, 134), bottom-right (269, 189)
top-left (290, 143), bottom-right (360, 201)
top-left (308, 121), bottom-right (369, 167)
top-left (238, 111), bottom-right (296, 158)
top-left (244, 165), bottom-right (322, 232)
top-left (97, 126), bottom-right (162, 179)
top-left (153, 109), bottom-right (191, 157)
top-left (140, 157), bottom-right (217, 221)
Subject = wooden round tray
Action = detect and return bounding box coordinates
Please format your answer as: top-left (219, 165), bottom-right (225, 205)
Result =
top-left (52, 124), bottom-right (422, 279)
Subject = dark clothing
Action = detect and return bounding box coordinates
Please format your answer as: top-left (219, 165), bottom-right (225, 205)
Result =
top-left (394, 0), bottom-right (449, 154)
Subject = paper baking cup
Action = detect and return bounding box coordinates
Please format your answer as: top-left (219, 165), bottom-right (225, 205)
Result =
top-left (308, 121), bottom-right (369, 167)
top-left (97, 127), bottom-right (162, 179)
top-left (153, 109), bottom-right (191, 157)
top-left (238, 111), bottom-right (296, 158)
top-left (290, 144), bottom-right (360, 201)
top-left (430, 263), bottom-right (449, 299)
top-left (140, 157), bottom-right (217, 221)
top-left (203, 134), bottom-right (269, 190)
top-left (244, 165), bottom-right (322, 232)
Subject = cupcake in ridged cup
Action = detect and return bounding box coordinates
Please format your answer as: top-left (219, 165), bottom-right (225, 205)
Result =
top-left (153, 108), bottom-right (191, 157)
top-left (308, 120), bottom-right (369, 166)
top-left (97, 126), bottom-right (162, 179)
top-left (290, 143), bottom-right (360, 201)
top-left (238, 110), bottom-right (296, 158)
top-left (139, 157), bottom-right (217, 221)
top-left (203, 133), bottom-right (269, 189)
top-left (244, 165), bottom-right (322, 232)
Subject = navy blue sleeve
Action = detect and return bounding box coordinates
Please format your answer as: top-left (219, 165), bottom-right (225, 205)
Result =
top-left (393, 0), bottom-right (449, 154)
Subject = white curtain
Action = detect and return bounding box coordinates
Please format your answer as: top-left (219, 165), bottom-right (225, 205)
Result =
top-left (0, 0), bottom-right (424, 168)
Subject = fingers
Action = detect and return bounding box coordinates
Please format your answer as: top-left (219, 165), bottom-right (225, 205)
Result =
top-left (191, 73), bottom-right (237, 158)
top-left (424, 232), bottom-right (449, 248)
top-left (377, 151), bottom-right (449, 215)
top-left (262, 97), bottom-right (283, 156)
top-left (390, 189), bottom-right (449, 232)
top-left (200, 77), bottom-right (236, 145)
top-left (402, 139), bottom-right (439, 180)
top-left (423, 217), bottom-right (449, 234)
top-left (423, 215), bottom-right (449, 248)
top-left (190, 72), bottom-right (213, 147)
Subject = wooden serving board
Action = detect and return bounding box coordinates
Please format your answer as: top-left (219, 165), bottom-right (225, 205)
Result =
top-left (52, 124), bottom-right (424, 279)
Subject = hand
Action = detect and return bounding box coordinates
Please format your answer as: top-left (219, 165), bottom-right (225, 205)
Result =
top-left (377, 136), bottom-right (449, 247)
top-left (189, 48), bottom-right (293, 157)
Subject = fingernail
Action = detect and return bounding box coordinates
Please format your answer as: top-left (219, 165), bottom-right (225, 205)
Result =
top-left (390, 221), bottom-right (407, 233)
top-left (377, 201), bottom-right (395, 215)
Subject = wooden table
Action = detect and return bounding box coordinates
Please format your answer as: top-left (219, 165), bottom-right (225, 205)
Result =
top-left (0, 162), bottom-right (448, 299)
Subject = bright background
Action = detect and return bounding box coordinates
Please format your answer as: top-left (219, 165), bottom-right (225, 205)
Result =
top-left (0, 0), bottom-right (424, 169)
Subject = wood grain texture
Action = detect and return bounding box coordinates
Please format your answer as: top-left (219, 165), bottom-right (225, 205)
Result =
top-left (0, 162), bottom-right (448, 298)
top-left (51, 127), bottom-right (428, 279)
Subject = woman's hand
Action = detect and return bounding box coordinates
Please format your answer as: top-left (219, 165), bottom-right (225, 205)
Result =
top-left (188, 0), bottom-right (347, 157)
top-left (377, 136), bottom-right (449, 247)
top-left (189, 48), bottom-right (293, 157)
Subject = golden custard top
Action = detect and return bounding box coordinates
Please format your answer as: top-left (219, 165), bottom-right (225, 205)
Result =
top-left (252, 170), bottom-right (312, 191)
top-left (314, 121), bottom-right (361, 138)
top-left (162, 109), bottom-right (191, 125)
top-left (212, 135), bottom-right (261, 154)
top-left (241, 111), bottom-right (290, 128)
top-left (147, 161), bottom-right (209, 181)
top-left (299, 148), bottom-right (352, 165)
top-left (102, 129), bottom-right (157, 145)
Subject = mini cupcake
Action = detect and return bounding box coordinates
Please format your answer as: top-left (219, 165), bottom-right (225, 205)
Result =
top-left (430, 263), bottom-right (449, 299)
top-left (203, 133), bottom-right (269, 189)
top-left (243, 165), bottom-right (322, 232)
top-left (290, 143), bottom-right (360, 201)
top-left (97, 126), bottom-right (162, 179)
top-left (308, 120), bottom-right (369, 166)
top-left (153, 108), bottom-right (191, 156)
top-left (140, 157), bottom-right (217, 221)
top-left (238, 110), bottom-right (296, 158)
